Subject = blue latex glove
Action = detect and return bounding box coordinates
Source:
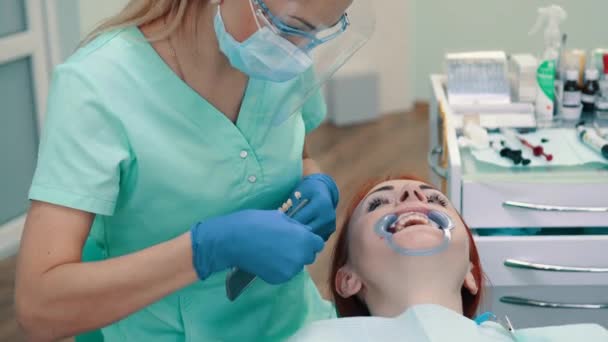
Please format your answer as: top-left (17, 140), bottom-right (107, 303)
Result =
top-left (191, 210), bottom-right (324, 284)
top-left (289, 173), bottom-right (339, 241)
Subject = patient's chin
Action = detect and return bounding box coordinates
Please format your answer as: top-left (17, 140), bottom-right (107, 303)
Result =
top-left (391, 225), bottom-right (444, 251)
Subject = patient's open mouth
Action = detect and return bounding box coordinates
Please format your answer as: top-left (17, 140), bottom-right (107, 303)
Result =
top-left (387, 212), bottom-right (438, 234)
top-left (374, 209), bottom-right (455, 256)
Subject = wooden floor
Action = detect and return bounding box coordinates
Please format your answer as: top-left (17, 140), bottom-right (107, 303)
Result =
top-left (0, 105), bottom-right (429, 341)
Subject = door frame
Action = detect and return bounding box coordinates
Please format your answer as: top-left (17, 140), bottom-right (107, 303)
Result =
top-left (0, 0), bottom-right (49, 130)
top-left (0, 0), bottom-right (78, 258)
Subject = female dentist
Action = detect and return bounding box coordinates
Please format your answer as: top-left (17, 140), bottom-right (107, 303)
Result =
top-left (14, 0), bottom-right (374, 341)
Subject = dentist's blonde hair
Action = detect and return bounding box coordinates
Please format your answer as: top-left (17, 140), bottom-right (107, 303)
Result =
top-left (82, 0), bottom-right (219, 44)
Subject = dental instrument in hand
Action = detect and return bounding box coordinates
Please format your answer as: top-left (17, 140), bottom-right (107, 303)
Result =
top-left (225, 198), bottom-right (310, 302)
top-left (374, 210), bottom-right (455, 256)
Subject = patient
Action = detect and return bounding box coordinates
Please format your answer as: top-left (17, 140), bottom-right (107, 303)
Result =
top-left (289, 175), bottom-right (608, 341)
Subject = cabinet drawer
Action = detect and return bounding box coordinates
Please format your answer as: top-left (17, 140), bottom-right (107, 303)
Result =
top-left (474, 235), bottom-right (608, 287)
top-left (481, 286), bottom-right (608, 329)
top-left (462, 182), bottom-right (608, 228)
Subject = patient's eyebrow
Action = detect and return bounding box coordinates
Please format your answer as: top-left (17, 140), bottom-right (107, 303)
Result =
top-left (419, 184), bottom-right (439, 191)
top-left (364, 185), bottom-right (394, 200)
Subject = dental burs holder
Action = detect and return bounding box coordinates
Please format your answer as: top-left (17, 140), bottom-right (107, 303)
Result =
top-left (225, 199), bottom-right (310, 302)
top-left (373, 211), bottom-right (455, 257)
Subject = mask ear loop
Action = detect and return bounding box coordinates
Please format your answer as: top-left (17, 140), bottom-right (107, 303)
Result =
top-left (248, 0), bottom-right (263, 29)
top-left (248, 0), bottom-right (280, 34)
top-left (374, 211), bottom-right (454, 257)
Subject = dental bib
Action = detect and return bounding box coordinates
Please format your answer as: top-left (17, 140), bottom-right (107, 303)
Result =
top-left (374, 210), bottom-right (455, 256)
top-left (288, 304), bottom-right (608, 342)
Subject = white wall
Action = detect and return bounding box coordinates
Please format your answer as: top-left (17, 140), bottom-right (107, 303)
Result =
top-left (337, 0), bottom-right (413, 114)
top-left (79, 0), bottom-right (128, 38)
top-left (411, 0), bottom-right (608, 101)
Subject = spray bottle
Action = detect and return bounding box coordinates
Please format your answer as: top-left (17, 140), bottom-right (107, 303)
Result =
top-left (529, 5), bottom-right (567, 124)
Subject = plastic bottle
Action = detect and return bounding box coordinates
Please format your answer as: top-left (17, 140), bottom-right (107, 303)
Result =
top-left (529, 5), bottom-right (567, 124)
top-left (561, 69), bottom-right (582, 121)
top-left (582, 69), bottom-right (600, 113)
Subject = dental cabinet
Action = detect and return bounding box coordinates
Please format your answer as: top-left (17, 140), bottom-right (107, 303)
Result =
top-left (429, 75), bottom-right (608, 329)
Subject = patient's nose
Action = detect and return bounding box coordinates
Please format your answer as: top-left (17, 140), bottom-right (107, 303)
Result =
top-left (399, 186), bottom-right (427, 204)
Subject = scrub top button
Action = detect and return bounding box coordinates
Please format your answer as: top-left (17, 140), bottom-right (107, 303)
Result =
top-left (240, 150), bottom-right (248, 159)
top-left (248, 175), bottom-right (257, 183)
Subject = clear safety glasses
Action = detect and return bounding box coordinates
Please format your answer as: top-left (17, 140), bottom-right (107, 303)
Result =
top-left (248, 0), bottom-right (350, 51)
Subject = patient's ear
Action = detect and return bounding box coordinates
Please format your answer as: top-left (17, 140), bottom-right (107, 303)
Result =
top-left (463, 262), bottom-right (479, 296)
top-left (335, 265), bottom-right (362, 298)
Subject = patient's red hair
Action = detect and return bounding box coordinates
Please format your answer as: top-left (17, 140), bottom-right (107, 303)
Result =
top-left (329, 175), bottom-right (484, 318)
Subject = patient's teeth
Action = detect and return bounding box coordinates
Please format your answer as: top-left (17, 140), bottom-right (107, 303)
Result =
top-left (389, 212), bottom-right (439, 234)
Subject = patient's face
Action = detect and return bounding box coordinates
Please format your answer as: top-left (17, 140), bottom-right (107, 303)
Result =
top-left (342, 180), bottom-right (472, 299)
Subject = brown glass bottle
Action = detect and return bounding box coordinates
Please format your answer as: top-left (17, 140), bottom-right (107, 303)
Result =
top-left (582, 69), bottom-right (600, 113)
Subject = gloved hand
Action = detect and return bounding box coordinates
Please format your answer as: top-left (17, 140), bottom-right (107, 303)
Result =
top-left (190, 210), bottom-right (324, 284)
top-left (288, 173), bottom-right (339, 241)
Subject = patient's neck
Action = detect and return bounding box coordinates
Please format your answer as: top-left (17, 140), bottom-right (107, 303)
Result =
top-left (365, 287), bottom-right (463, 318)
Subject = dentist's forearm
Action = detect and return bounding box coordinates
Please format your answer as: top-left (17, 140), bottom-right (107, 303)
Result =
top-left (16, 232), bottom-right (197, 341)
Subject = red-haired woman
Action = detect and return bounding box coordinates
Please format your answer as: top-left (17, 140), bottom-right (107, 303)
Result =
top-left (289, 175), bottom-right (608, 341)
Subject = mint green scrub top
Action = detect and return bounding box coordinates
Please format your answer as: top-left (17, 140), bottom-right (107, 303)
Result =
top-left (29, 27), bottom-right (335, 341)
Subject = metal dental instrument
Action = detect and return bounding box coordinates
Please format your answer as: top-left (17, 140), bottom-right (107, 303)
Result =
top-left (374, 210), bottom-right (455, 256)
top-left (502, 128), bottom-right (553, 162)
top-left (225, 198), bottom-right (310, 302)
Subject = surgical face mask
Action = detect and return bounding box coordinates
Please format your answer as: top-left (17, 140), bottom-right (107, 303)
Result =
top-left (213, 6), bottom-right (313, 82)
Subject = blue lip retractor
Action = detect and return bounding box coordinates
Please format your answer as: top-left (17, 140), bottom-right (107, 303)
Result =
top-left (374, 210), bottom-right (455, 256)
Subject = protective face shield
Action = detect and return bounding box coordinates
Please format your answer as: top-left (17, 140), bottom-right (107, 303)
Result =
top-left (214, 0), bottom-right (375, 125)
